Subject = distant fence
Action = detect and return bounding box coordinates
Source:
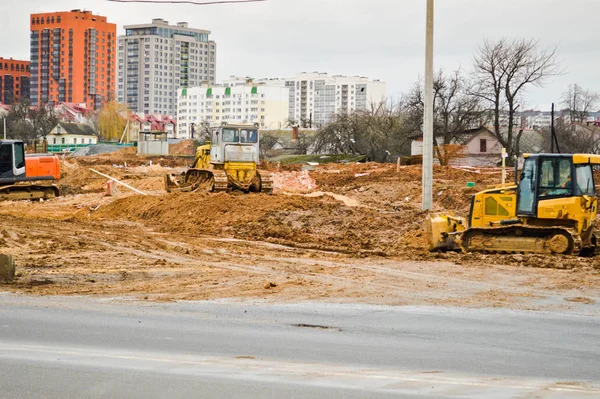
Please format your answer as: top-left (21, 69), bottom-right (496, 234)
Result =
top-left (46, 142), bottom-right (136, 154)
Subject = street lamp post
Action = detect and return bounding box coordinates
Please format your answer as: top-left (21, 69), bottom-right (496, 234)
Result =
top-left (422, 0), bottom-right (434, 211)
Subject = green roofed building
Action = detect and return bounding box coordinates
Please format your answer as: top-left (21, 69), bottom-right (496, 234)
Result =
top-left (177, 77), bottom-right (291, 139)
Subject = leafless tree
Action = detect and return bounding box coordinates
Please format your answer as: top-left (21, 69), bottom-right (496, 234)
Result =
top-left (472, 38), bottom-right (561, 161)
top-left (259, 132), bottom-right (279, 158)
top-left (541, 121), bottom-right (600, 154)
top-left (313, 100), bottom-right (412, 162)
top-left (561, 84), bottom-right (599, 126)
top-left (0, 100), bottom-right (58, 141)
top-left (404, 69), bottom-right (484, 164)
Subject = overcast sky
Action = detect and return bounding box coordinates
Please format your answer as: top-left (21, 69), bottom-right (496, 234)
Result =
top-left (2, 0), bottom-right (599, 110)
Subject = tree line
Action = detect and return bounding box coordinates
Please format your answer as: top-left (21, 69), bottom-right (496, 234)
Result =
top-left (0, 100), bottom-right (130, 143)
top-left (313, 37), bottom-right (599, 163)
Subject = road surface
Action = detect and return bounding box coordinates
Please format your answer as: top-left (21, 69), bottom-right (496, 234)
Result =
top-left (0, 294), bottom-right (599, 398)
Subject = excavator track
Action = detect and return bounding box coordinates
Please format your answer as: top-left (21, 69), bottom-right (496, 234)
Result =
top-left (458, 225), bottom-right (582, 255)
top-left (0, 184), bottom-right (60, 201)
top-left (257, 170), bottom-right (274, 194)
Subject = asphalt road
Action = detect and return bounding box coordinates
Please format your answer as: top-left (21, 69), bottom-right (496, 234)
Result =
top-left (0, 294), bottom-right (599, 398)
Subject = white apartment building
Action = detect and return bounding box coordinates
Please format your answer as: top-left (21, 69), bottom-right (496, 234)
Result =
top-left (177, 78), bottom-right (289, 139)
top-left (257, 72), bottom-right (387, 127)
top-left (117, 18), bottom-right (217, 116)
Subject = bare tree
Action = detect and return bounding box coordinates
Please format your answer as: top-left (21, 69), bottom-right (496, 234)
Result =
top-left (259, 132), bottom-right (279, 158)
top-left (472, 38), bottom-right (560, 160)
top-left (404, 69), bottom-right (484, 165)
top-left (561, 84), bottom-right (599, 126)
top-left (313, 100), bottom-right (412, 162)
top-left (541, 121), bottom-right (600, 154)
top-left (0, 100), bottom-right (58, 141)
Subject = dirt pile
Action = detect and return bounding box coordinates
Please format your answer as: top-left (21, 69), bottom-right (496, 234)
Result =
top-left (92, 192), bottom-right (415, 256)
top-left (273, 171), bottom-right (317, 193)
top-left (169, 140), bottom-right (198, 156)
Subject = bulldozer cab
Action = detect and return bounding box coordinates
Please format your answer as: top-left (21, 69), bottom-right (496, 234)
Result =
top-left (210, 123), bottom-right (260, 165)
top-left (517, 154), bottom-right (597, 217)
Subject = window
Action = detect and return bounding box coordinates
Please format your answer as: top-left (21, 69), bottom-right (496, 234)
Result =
top-left (13, 142), bottom-right (25, 169)
top-left (479, 139), bottom-right (487, 153)
top-left (0, 144), bottom-right (12, 174)
top-left (539, 158), bottom-right (571, 198)
top-left (575, 165), bottom-right (595, 196)
top-left (222, 128), bottom-right (239, 142)
top-left (240, 129), bottom-right (258, 144)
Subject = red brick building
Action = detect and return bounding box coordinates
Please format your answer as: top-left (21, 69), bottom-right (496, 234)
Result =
top-left (29, 10), bottom-right (116, 109)
top-left (0, 58), bottom-right (31, 104)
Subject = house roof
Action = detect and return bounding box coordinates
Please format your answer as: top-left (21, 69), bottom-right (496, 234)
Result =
top-left (460, 126), bottom-right (496, 145)
top-left (411, 126), bottom-right (493, 141)
top-left (60, 102), bottom-right (92, 115)
top-left (53, 122), bottom-right (97, 136)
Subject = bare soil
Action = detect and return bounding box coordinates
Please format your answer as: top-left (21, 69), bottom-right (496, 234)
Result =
top-left (1, 151), bottom-right (599, 309)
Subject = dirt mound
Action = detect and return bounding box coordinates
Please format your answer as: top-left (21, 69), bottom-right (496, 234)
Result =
top-left (169, 140), bottom-right (198, 156)
top-left (92, 192), bottom-right (419, 256)
top-left (273, 171), bottom-right (317, 193)
top-left (58, 159), bottom-right (178, 195)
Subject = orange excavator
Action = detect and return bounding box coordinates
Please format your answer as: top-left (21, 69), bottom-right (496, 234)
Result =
top-left (0, 140), bottom-right (60, 201)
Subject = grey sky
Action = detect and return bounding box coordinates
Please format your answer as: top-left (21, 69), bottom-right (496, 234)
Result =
top-left (2, 0), bottom-right (599, 110)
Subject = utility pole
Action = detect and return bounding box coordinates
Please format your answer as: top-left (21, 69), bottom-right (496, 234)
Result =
top-left (422, 0), bottom-right (434, 210)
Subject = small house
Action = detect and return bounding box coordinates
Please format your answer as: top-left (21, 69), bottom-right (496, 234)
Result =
top-left (411, 126), bottom-right (503, 167)
top-left (46, 122), bottom-right (98, 147)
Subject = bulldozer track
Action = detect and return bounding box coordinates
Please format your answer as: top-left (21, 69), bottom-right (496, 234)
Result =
top-left (0, 184), bottom-right (60, 201)
top-left (212, 170), bottom-right (229, 192)
top-left (258, 170), bottom-right (274, 194)
top-left (459, 225), bottom-right (583, 255)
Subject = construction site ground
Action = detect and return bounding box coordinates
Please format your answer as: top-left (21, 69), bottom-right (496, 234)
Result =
top-left (2, 146), bottom-right (600, 311)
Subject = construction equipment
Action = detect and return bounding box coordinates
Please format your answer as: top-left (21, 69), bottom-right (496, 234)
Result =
top-left (0, 140), bottom-right (61, 201)
top-left (165, 123), bottom-right (273, 194)
top-left (427, 153), bottom-right (600, 256)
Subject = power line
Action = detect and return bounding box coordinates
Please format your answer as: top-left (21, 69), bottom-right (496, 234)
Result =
top-left (107, 0), bottom-right (265, 5)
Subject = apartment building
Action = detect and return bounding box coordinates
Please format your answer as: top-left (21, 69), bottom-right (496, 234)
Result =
top-left (177, 78), bottom-right (289, 139)
top-left (117, 18), bottom-right (217, 116)
top-left (257, 72), bottom-right (386, 127)
top-left (29, 10), bottom-right (116, 109)
top-left (0, 58), bottom-right (30, 104)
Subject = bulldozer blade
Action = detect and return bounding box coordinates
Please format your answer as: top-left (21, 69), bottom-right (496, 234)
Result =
top-left (165, 174), bottom-right (183, 193)
top-left (426, 213), bottom-right (466, 252)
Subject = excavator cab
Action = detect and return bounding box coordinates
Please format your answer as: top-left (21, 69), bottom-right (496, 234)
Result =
top-left (0, 140), bottom-right (26, 179)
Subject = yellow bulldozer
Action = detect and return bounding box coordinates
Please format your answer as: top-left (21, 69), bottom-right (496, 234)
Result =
top-left (427, 153), bottom-right (600, 256)
top-left (165, 122), bottom-right (273, 194)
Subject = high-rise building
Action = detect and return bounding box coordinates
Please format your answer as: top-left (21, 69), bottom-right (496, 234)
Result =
top-left (0, 58), bottom-right (30, 104)
top-left (177, 77), bottom-right (289, 139)
top-left (117, 18), bottom-right (217, 116)
top-left (29, 10), bottom-right (116, 109)
top-left (258, 72), bottom-right (387, 128)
